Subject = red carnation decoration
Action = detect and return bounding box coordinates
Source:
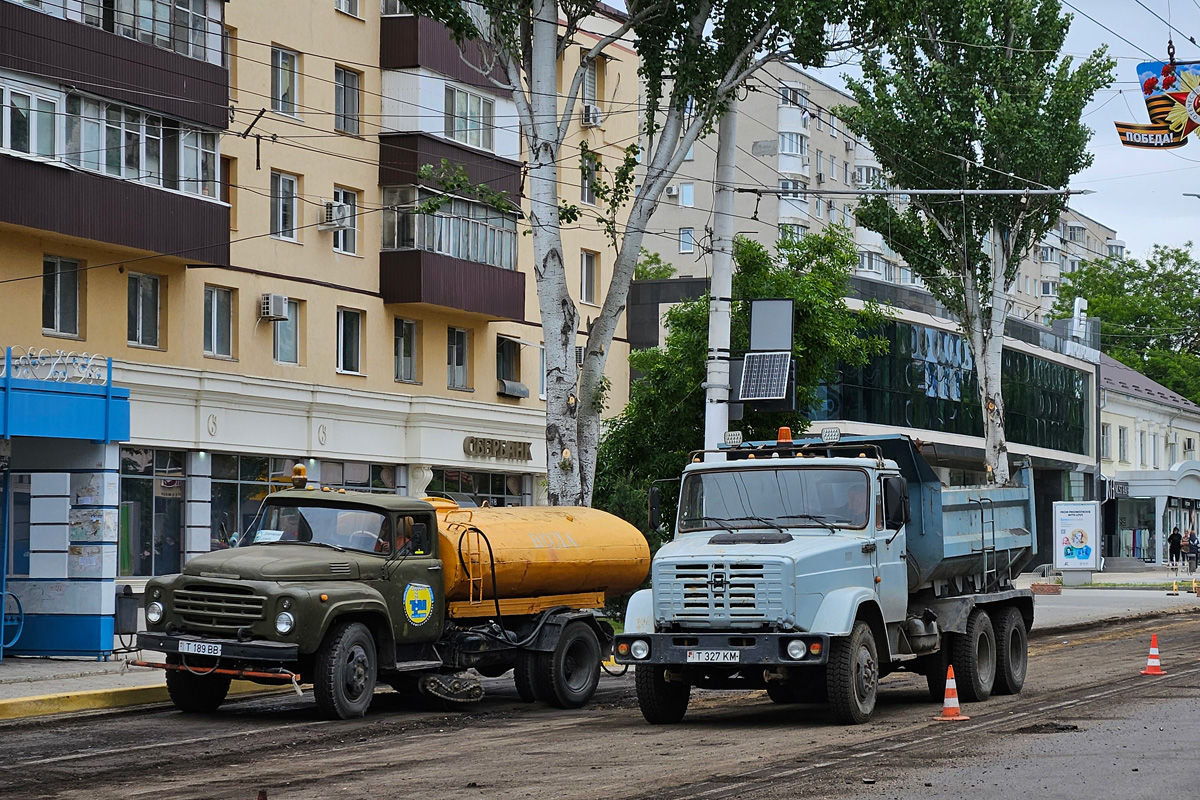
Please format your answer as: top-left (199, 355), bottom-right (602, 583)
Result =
top-left (1144, 76), bottom-right (1160, 95)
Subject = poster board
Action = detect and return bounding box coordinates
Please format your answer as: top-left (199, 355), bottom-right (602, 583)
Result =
top-left (1052, 501), bottom-right (1101, 571)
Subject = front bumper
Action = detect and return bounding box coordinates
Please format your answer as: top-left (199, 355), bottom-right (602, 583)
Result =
top-left (138, 632), bottom-right (301, 663)
top-left (613, 631), bottom-right (829, 667)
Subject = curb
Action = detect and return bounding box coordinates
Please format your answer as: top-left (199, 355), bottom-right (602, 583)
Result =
top-left (0, 680), bottom-right (285, 722)
top-left (1030, 605), bottom-right (1200, 640)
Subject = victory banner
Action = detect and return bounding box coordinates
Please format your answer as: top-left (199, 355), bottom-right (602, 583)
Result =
top-left (1115, 61), bottom-right (1200, 149)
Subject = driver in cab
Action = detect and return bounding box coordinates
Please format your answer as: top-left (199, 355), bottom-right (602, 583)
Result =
top-left (825, 479), bottom-right (869, 528)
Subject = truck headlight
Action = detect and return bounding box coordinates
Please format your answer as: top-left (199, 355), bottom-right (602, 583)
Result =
top-left (785, 639), bottom-right (807, 660)
top-left (146, 602), bottom-right (164, 624)
top-left (275, 611), bottom-right (295, 634)
top-left (630, 639), bottom-right (650, 660)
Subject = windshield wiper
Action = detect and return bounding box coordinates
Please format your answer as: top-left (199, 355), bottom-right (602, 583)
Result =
top-left (717, 516), bottom-right (785, 533)
top-left (778, 513), bottom-right (839, 534)
top-left (293, 540), bottom-right (346, 552)
top-left (686, 515), bottom-right (737, 532)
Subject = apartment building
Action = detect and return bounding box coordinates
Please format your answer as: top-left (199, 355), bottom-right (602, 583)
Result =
top-left (1012, 210), bottom-right (1124, 325)
top-left (0, 0), bottom-right (637, 657)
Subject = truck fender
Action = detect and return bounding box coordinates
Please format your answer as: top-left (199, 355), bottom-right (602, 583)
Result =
top-left (314, 595), bottom-right (396, 668)
top-left (623, 589), bottom-right (654, 634)
top-left (809, 588), bottom-right (890, 660)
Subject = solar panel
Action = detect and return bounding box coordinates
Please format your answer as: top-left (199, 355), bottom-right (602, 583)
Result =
top-left (739, 352), bottom-right (791, 401)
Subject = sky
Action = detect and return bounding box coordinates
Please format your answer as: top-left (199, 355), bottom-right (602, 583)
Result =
top-left (810, 0), bottom-right (1200, 261)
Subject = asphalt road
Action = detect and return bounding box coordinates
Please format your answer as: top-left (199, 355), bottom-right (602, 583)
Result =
top-left (2, 613), bottom-right (1199, 800)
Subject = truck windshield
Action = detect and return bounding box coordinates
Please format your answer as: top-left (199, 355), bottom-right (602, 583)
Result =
top-left (243, 504), bottom-right (391, 555)
top-left (678, 468), bottom-right (869, 532)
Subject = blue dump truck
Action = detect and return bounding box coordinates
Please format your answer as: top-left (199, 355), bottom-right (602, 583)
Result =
top-left (614, 431), bottom-right (1037, 725)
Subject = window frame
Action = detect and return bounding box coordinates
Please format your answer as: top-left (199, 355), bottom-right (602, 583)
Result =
top-left (496, 336), bottom-right (521, 383)
top-left (443, 84), bottom-right (495, 151)
top-left (127, 272), bottom-right (161, 348)
top-left (580, 251), bottom-right (597, 305)
top-left (679, 227), bottom-right (695, 254)
top-left (394, 318), bottom-right (417, 382)
top-left (332, 186), bottom-right (358, 254)
top-left (271, 171), bottom-right (299, 241)
top-left (334, 0), bottom-right (360, 16)
top-left (203, 284), bottom-right (233, 358)
top-left (42, 255), bottom-right (80, 337)
top-left (273, 299), bottom-right (300, 364)
top-left (1100, 423), bottom-right (1111, 460)
top-left (447, 326), bottom-right (470, 389)
top-left (334, 65), bottom-right (361, 134)
top-left (271, 46), bottom-right (299, 116)
top-left (581, 161), bottom-right (596, 205)
top-left (679, 182), bottom-right (694, 207)
top-left (1118, 426), bottom-right (1129, 462)
top-left (337, 307), bottom-right (363, 374)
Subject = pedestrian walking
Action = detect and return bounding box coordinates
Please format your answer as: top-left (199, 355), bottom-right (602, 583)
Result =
top-left (1188, 530), bottom-right (1199, 575)
top-left (1169, 527), bottom-right (1183, 568)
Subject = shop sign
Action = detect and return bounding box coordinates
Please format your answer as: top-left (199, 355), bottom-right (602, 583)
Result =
top-left (1115, 61), bottom-right (1200, 149)
top-left (1184, 499), bottom-right (1195, 510)
top-left (463, 436), bottom-right (533, 461)
top-left (1052, 501), bottom-right (1101, 571)
top-left (1169, 497), bottom-right (1182, 508)
top-left (1110, 481), bottom-right (1129, 499)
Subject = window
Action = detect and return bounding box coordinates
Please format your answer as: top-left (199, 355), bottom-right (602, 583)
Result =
top-left (497, 336), bottom-right (521, 382)
top-left (779, 224), bottom-right (807, 242)
top-left (580, 251), bottom-right (597, 305)
top-left (815, 149), bottom-right (823, 173)
top-left (119, 448), bottom-right (186, 576)
top-left (679, 182), bottom-right (694, 207)
top-left (1101, 424), bottom-right (1111, 460)
top-left (779, 86), bottom-right (808, 107)
top-left (679, 227), bottom-right (695, 254)
top-left (1068, 225), bottom-right (1082, 242)
top-left (443, 85), bottom-right (494, 150)
top-left (581, 162), bottom-right (596, 205)
top-left (5, 474), bottom-right (31, 577)
top-left (1152, 433), bottom-right (1160, 468)
top-left (272, 47), bottom-right (298, 115)
top-left (779, 179), bottom-right (805, 198)
top-left (1, 83), bottom-right (56, 157)
top-left (67, 0), bottom-right (223, 66)
top-left (127, 273), bottom-right (160, 347)
top-left (274, 300), bottom-right (299, 364)
top-left (448, 327), bottom-right (469, 389)
top-left (428, 468), bottom-right (526, 507)
top-left (63, 96), bottom-right (218, 196)
top-left (335, 0), bottom-right (359, 15)
top-left (271, 171), bottom-right (298, 240)
top-left (828, 115), bottom-right (838, 137)
top-left (538, 344), bottom-right (546, 399)
top-left (395, 318), bottom-right (417, 382)
top-left (1139, 431), bottom-right (1147, 466)
top-left (582, 56), bottom-right (598, 106)
top-left (829, 156), bottom-right (838, 182)
top-left (221, 156), bottom-right (237, 227)
top-left (780, 132), bottom-right (806, 155)
top-left (381, 0), bottom-right (410, 12)
top-left (381, 187), bottom-right (518, 270)
top-left (683, 143), bottom-right (694, 161)
top-left (1041, 281), bottom-right (1057, 297)
top-left (319, 459), bottom-right (399, 493)
top-left (210, 454), bottom-right (309, 551)
top-left (1039, 245), bottom-right (1054, 262)
top-left (337, 308), bottom-right (362, 373)
top-left (1108, 242), bottom-right (1125, 258)
top-left (334, 66), bottom-right (360, 134)
top-left (203, 285), bottom-right (233, 357)
top-left (333, 187), bottom-right (357, 254)
top-left (1186, 437), bottom-right (1196, 460)
top-left (42, 256), bottom-right (80, 336)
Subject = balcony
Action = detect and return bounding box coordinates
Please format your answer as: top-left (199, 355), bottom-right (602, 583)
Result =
top-left (0, 1), bottom-right (229, 128)
top-left (379, 133), bottom-right (521, 197)
top-left (380, 14), bottom-right (503, 85)
top-left (0, 156), bottom-right (230, 265)
top-left (380, 250), bottom-right (525, 321)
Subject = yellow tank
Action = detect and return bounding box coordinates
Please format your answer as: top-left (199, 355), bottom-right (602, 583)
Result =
top-left (428, 499), bottom-right (650, 602)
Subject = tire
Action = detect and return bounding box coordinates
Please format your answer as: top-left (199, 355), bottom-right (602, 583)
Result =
top-left (635, 664), bottom-right (690, 724)
top-left (951, 608), bottom-right (996, 702)
top-left (537, 622), bottom-right (602, 709)
top-left (992, 606), bottom-right (1028, 695)
top-left (313, 621), bottom-right (377, 720)
top-left (826, 621), bottom-right (878, 725)
top-left (513, 651), bottom-right (542, 703)
top-left (165, 662), bottom-right (231, 713)
top-left (922, 636), bottom-right (951, 703)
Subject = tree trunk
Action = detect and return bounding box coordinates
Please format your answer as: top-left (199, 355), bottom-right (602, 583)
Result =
top-left (961, 268), bottom-right (1012, 486)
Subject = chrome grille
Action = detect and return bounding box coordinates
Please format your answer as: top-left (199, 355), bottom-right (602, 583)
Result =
top-left (654, 559), bottom-right (789, 628)
top-left (174, 583), bottom-right (266, 630)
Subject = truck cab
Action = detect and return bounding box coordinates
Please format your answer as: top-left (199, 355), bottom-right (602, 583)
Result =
top-left (615, 430), bottom-right (1035, 725)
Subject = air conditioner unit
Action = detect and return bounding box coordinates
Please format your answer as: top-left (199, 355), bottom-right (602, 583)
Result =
top-left (845, 139), bottom-right (856, 151)
top-left (815, 172), bottom-right (826, 184)
top-left (581, 104), bottom-right (603, 127)
top-left (260, 293), bottom-right (290, 321)
top-left (318, 200), bottom-right (354, 230)
top-left (665, 185), bottom-right (679, 197)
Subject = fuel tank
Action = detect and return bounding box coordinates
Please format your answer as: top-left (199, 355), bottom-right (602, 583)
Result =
top-left (429, 499), bottom-right (651, 601)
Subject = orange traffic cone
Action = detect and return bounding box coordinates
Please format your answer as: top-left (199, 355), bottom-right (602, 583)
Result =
top-left (934, 665), bottom-right (970, 721)
top-left (1141, 633), bottom-right (1167, 675)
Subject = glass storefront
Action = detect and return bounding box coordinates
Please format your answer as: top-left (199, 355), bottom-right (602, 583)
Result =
top-left (813, 320), bottom-right (1090, 455)
top-left (119, 447), bottom-right (186, 577)
top-left (210, 454), bottom-right (303, 548)
top-left (4, 474), bottom-right (31, 577)
top-left (428, 468), bottom-right (526, 507)
top-left (320, 460), bottom-right (399, 493)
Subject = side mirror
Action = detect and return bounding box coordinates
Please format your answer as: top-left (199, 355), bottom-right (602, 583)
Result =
top-left (411, 522), bottom-right (430, 555)
top-left (883, 476), bottom-right (910, 531)
top-left (648, 486), bottom-right (661, 532)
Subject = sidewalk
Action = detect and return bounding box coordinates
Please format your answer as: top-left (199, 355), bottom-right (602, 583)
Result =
top-left (1, 575), bottom-right (1197, 722)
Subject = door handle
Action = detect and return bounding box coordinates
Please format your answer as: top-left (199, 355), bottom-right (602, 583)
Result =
top-left (861, 541), bottom-right (877, 554)
top-left (427, 564), bottom-right (442, 571)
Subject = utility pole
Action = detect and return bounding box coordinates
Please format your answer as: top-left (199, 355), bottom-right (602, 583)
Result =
top-left (703, 101), bottom-right (738, 460)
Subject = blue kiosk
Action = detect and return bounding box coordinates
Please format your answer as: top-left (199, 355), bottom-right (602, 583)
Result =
top-left (1, 347), bottom-right (130, 661)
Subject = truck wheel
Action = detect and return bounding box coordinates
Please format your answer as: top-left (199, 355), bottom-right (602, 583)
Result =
top-left (826, 621), bottom-right (878, 724)
top-left (992, 606), bottom-right (1028, 695)
top-left (922, 637), bottom-right (952, 703)
top-left (537, 622), bottom-right (601, 709)
top-left (165, 661), bottom-right (231, 713)
top-left (952, 608), bottom-right (996, 702)
top-left (635, 664), bottom-right (690, 724)
top-left (513, 651), bottom-right (541, 703)
top-left (313, 621), bottom-right (377, 720)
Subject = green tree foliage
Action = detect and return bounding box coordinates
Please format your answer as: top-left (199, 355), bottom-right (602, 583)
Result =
top-left (595, 228), bottom-right (889, 545)
top-left (1054, 244), bottom-right (1200, 405)
top-left (837, 0), bottom-right (1114, 483)
top-left (634, 249), bottom-right (677, 281)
